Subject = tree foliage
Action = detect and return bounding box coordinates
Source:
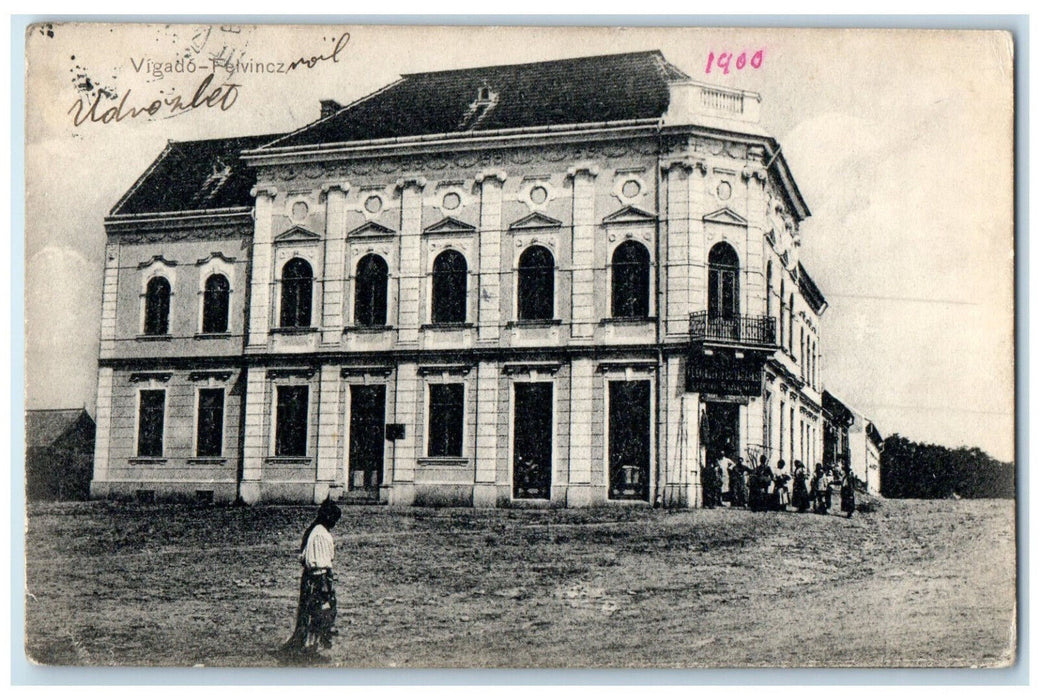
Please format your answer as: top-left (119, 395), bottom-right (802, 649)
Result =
top-left (880, 434), bottom-right (1015, 499)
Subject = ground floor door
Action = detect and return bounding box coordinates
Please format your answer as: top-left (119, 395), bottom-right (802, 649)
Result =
top-left (608, 380), bottom-right (651, 501)
top-left (348, 385), bottom-right (385, 491)
top-left (703, 401), bottom-right (740, 461)
top-left (513, 382), bottom-right (553, 499)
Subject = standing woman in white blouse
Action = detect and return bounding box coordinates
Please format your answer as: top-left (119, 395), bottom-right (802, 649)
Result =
top-left (282, 498), bottom-right (342, 656)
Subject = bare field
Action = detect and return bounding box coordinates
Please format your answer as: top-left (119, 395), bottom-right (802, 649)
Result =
top-left (24, 498), bottom-right (1015, 668)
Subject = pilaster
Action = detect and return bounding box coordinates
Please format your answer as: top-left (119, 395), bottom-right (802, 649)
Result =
top-left (320, 184), bottom-right (350, 344)
top-left (247, 187), bottom-right (278, 347)
top-left (241, 366), bottom-right (267, 494)
top-left (662, 160), bottom-right (692, 337)
top-left (568, 166), bottom-right (598, 339)
top-left (567, 357), bottom-right (594, 502)
top-left (396, 179), bottom-right (426, 345)
top-left (316, 365), bottom-right (341, 484)
top-left (89, 367), bottom-right (114, 490)
top-left (476, 171), bottom-right (506, 342)
top-left (98, 242), bottom-right (119, 357)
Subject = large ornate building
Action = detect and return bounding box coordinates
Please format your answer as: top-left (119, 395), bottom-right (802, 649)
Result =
top-left (91, 50), bottom-right (827, 507)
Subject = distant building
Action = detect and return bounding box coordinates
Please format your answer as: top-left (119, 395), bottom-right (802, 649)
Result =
top-left (26, 408), bottom-right (96, 501)
top-left (822, 391), bottom-right (883, 494)
top-left (91, 50), bottom-right (827, 506)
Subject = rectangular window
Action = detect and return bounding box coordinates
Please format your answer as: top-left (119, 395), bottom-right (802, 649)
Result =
top-left (428, 383), bottom-right (464, 457)
top-left (137, 389), bottom-right (165, 457)
top-left (275, 385), bottom-right (309, 457)
top-left (196, 388), bottom-right (225, 457)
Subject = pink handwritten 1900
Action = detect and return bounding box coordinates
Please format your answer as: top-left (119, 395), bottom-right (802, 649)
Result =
top-left (705, 50), bottom-right (764, 75)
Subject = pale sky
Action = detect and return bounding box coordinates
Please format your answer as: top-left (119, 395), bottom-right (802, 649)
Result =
top-left (24, 24), bottom-right (1015, 461)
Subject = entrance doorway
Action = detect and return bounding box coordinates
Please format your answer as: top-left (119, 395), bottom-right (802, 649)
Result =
top-left (703, 401), bottom-right (740, 462)
top-left (608, 380), bottom-right (651, 501)
top-left (348, 385), bottom-right (385, 492)
top-left (513, 383), bottom-right (553, 499)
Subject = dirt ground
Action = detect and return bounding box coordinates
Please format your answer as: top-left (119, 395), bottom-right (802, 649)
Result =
top-left (24, 497), bottom-right (1016, 668)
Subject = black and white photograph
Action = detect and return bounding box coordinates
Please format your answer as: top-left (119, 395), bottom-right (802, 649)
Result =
top-left (22, 23), bottom-right (1016, 669)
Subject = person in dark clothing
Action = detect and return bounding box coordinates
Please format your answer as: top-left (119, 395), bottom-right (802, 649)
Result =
top-left (811, 463), bottom-right (830, 515)
top-left (702, 452), bottom-right (718, 508)
top-left (840, 466), bottom-right (857, 518)
top-left (749, 456), bottom-right (773, 512)
top-left (282, 498), bottom-right (342, 656)
top-left (792, 460), bottom-right (811, 513)
top-left (729, 457), bottom-right (749, 508)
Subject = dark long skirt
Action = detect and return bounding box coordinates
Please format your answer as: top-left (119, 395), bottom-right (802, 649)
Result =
top-left (282, 568), bottom-right (337, 655)
top-left (841, 486), bottom-right (856, 517)
top-left (792, 479), bottom-right (810, 512)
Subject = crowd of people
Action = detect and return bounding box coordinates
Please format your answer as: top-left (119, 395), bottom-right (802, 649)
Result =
top-left (701, 452), bottom-right (857, 517)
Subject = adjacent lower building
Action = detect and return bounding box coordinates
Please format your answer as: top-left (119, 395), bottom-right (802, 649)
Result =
top-left (91, 50), bottom-right (828, 507)
top-left (822, 391), bottom-right (884, 494)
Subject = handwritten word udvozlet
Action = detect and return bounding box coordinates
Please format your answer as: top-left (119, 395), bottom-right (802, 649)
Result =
top-left (705, 50), bottom-right (765, 75)
top-left (67, 73), bottom-right (240, 126)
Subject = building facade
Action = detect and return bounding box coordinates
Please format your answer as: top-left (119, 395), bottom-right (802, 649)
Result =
top-left (823, 391), bottom-right (883, 494)
top-left (91, 51), bottom-right (828, 507)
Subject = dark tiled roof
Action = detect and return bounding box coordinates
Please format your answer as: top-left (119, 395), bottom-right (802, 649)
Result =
top-left (264, 51), bottom-right (686, 150)
top-left (111, 133), bottom-right (283, 216)
top-left (26, 409), bottom-right (94, 448)
top-left (797, 262), bottom-right (827, 314)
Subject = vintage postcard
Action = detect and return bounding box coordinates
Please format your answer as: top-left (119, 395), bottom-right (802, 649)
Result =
top-left (23, 23), bottom-right (1015, 668)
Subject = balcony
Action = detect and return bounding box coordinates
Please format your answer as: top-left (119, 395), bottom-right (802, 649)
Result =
top-left (689, 311), bottom-right (777, 350)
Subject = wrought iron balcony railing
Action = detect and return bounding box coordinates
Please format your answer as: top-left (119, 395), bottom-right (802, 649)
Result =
top-left (689, 311), bottom-right (777, 348)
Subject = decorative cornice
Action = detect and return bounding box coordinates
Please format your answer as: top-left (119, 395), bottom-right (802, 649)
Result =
top-left (266, 367), bottom-right (317, 379)
top-left (423, 216), bottom-right (477, 235)
top-left (340, 365), bottom-right (394, 378)
top-left (501, 361), bottom-right (561, 376)
top-left (188, 370), bottom-right (234, 382)
top-left (129, 371), bottom-right (172, 383)
top-left (417, 363), bottom-right (472, 377)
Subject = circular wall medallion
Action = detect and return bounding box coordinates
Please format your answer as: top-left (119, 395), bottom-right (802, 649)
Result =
top-left (717, 181), bottom-right (733, 201)
top-left (621, 179), bottom-right (641, 199)
top-left (442, 192), bottom-right (461, 211)
top-left (529, 185), bottom-right (548, 205)
top-left (364, 195), bottom-right (383, 214)
top-left (291, 201), bottom-right (309, 221)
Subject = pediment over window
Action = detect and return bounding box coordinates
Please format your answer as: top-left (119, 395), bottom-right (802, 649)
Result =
top-left (137, 254), bottom-right (177, 269)
top-left (348, 220), bottom-right (397, 238)
top-left (423, 216), bottom-right (477, 235)
top-left (274, 225), bottom-right (322, 242)
top-left (195, 251), bottom-right (237, 266)
top-left (602, 205), bottom-right (657, 225)
top-left (509, 211), bottom-right (563, 231)
top-left (703, 207), bottom-right (748, 226)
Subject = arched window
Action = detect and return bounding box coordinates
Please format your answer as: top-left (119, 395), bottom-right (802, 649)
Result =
top-left (144, 276), bottom-right (171, 336)
top-left (431, 250), bottom-right (467, 324)
top-left (707, 242), bottom-right (740, 320)
top-left (201, 274), bottom-right (230, 334)
top-left (517, 245), bottom-right (555, 321)
top-left (280, 258), bottom-right (313, 328)
top-left (354, 254), bottom-right (388, 327)
top-left (611, 241), bottom-right (650, 319)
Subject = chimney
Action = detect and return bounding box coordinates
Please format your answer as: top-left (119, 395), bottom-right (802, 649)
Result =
top-left (320, 99), bottom-right (342, 120)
